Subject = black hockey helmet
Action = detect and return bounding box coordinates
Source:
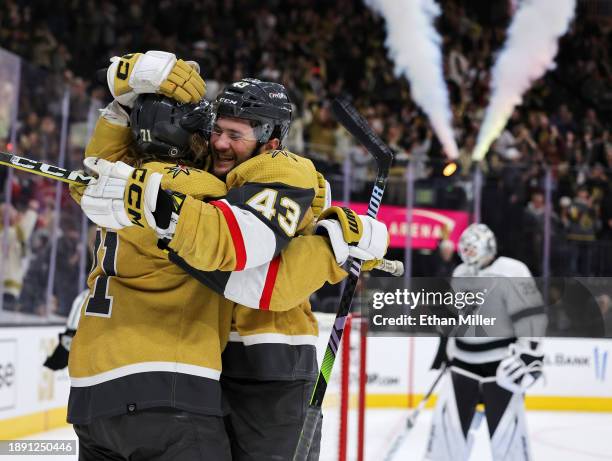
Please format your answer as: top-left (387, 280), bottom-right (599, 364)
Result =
top-left (180, 98), bottom-right (214, 140)
top-left (130, 94), bottom-right (196, 159)
top-left (213, 78), bottom-right (292, 145)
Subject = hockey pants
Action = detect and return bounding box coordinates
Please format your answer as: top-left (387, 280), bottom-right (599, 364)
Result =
top-left (221, 376), bottom-right (321, 461)
top-left (74, 407), bottom-right (231, 461)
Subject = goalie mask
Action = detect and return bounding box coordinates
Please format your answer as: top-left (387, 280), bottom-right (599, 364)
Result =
top-left (458, 223), bottom-right (497, 270)
top-left (213, 78), bottom-right (292, 146)
top-left (130, 94), bottom-right (196, 160)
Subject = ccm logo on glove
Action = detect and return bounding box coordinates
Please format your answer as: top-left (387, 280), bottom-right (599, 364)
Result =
top-left (126, 169), bottom-right (148, 227)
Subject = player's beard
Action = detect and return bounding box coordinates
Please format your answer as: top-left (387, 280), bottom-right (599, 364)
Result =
top-left (210, 143), bottom-right (260, 179)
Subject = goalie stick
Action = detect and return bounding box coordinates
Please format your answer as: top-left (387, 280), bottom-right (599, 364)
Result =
top-left (0, 149), bottom-right (404, 276)
top-left (293, 98), bottom-right (394, 461)
top-left (382, 364), bottom-right (448, 461)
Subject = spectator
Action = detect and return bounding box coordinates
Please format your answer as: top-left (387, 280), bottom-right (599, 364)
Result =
top-left (586, 163), bottom-right (609, 207)
top-left (432, 239), bottom-right (458, 277)
top-left (566, 186), bottom-right (597, 275)
top-left (19, 230), bottom-right (51, 315)
top-left (0, 0), bottom-right (609, 298)
top-left (0, 200), bottom-right (38, 311)
top-left (306, 101), bottom-right (339, 169)
top-left (522, 190), bottom-right (560, 275)
top-left (53, 221), bottom-right (82, 316)
top-left (346, 144), bottom-right (374, 200)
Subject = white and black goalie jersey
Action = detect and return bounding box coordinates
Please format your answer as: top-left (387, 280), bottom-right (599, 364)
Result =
top-left (448, 256), bottom-right (547, 366)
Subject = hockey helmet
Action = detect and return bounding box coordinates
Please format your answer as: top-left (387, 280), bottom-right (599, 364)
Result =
top-left (457, 223), bottom-right (497, 269)
top-left (180, 98), bottom-right (214, 139)
top-left (130, 94), bottom-right (196, 159)
top-left (213, 78), bottom-right (292, 145)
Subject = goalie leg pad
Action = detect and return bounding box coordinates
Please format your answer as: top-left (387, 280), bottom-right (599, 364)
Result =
top-left (424, 369), bottom-right (480, 461)
top-left (483, 381), bottom-right (533, 461)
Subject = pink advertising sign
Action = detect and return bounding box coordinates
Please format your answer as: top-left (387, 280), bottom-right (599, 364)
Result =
top-left (331, 202), bottom-right (471, 250)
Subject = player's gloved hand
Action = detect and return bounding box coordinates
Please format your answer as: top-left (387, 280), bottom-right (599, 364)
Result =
top-left (69, 181), bottom-right (86, 205)
top-left (496, 341), bottom-right (544, 393)
top-left (107, 51), bottom-right (206, 107)
top-left (315, 206), bottom-right (388, 266)
top-left (311, 171), bottom-right (332, 220)
top-left (43, 329), bottom-right (76, 371)
top-left (80, 157), bottom-right (163, 231)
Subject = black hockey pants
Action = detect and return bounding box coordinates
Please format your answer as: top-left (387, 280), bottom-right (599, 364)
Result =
top-left (74, 407), bottom-right (231, 460)
top-left (221, 377), bottom-right (321, 461)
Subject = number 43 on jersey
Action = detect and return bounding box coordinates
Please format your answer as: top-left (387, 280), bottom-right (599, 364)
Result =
top-left (246, 188), bottom-right (301, 237)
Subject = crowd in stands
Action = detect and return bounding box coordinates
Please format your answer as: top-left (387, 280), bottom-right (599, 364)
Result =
top-left (0, 0), bottom-right (610, 316)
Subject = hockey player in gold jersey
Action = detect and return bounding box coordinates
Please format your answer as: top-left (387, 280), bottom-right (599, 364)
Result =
top-left (68, 51), bottom-right (389, 460)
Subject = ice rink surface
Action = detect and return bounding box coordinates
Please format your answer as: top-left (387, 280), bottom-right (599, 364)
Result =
top-left (4, 409), bottom-right (611, 460)
top-left (324, 408), bottom-right (612, 460)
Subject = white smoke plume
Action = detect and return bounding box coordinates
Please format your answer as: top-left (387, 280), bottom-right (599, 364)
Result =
top-left (472, 0), bottom-right (576, 161)
top-left (366, 0), bottom-right (459, 160)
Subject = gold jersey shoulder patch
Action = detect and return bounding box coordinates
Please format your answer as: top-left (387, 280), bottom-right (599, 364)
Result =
top-left (228, 149), bottom-right (318, 191)
top-left (145, 161), bottom-right (227, 200)
top-left (269, 149), bottom-right (298, 161)
top-left (164, 163), bottom-right (192, 178)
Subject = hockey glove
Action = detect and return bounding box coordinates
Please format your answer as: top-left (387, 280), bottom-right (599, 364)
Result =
top-left (107, 51), bottom-right (206, 107)
top-left (496, 341), bottom-right (544, 393)
top-left (43, 329), bottom-right (76, 371)
top-left (315, 206), bottom-right (388, 266)
top-left (81, 158), bottom-right (162, 231)
top-left (311, 171), bottom-right (332, 220)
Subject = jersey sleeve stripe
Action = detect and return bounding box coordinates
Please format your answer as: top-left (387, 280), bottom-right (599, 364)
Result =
top-left (259, 255), bottom-right (281, 310)
top-left (223, 262), bottom-right (269, 308)
top-left (210, 199), bottom-right (247, 270)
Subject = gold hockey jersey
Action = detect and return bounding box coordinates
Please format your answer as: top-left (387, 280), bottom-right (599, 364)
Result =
top-left (165, 148), bottom-right (348, 380)
top-left (68, 118), bottom-right (232, 424)
top-left (69, 118), bottom-right (347, 422)
top-left (167, 148), bottom-right (320, 272)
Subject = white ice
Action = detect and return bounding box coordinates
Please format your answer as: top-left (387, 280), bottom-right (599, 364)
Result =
top-left (320, 408), bottom-right (612, 461)
top-left (3, 409), bottom-right (611, 460)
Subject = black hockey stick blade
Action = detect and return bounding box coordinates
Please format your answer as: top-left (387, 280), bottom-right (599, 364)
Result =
top-left (332, 98), bottom-right (394, 174)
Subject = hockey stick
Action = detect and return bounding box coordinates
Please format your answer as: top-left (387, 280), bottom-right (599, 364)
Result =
top-left (375, 258), bottom-right (404, 277)
top-left (382, 364), bottom-right (448, 461)
top-left (0, 150), bottom-right (404, 278)
top-left (293, 98), bottom-right (394, 461)
top-left (0, 151), bottom-right (94, 185)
